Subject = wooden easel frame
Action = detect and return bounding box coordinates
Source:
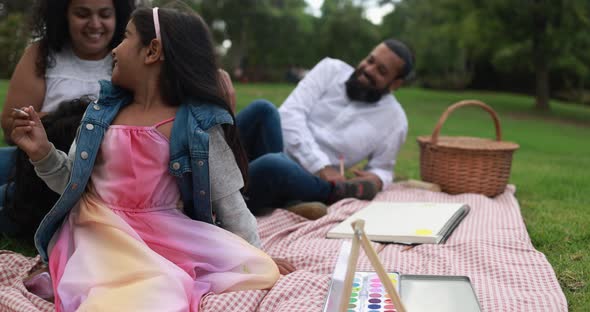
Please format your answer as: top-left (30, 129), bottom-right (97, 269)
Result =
top-left (339, 219), bottom-right (407, 312)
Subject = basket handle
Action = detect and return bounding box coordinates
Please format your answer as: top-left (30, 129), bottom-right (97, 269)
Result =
top-left (431, 100), bottom-right (502, 145)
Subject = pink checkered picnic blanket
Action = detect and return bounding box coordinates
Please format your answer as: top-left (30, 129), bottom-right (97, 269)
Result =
top-left (0, 184), bottom-right (567, 311)
top-left (0, 252), bottom-right (52, 312)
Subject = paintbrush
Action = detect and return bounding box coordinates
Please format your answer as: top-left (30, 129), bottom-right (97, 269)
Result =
top-left (12, 108), bottom-right (30, 118)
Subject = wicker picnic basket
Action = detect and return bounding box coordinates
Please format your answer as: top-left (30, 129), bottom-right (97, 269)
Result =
top-left (417, 100), bottom-right (519, 197)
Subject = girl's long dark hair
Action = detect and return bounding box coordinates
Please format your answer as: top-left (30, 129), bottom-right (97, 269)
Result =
top-left (131, 7), bottom-right (249, 188)
top-left (30, 0), bottom-right (136, 77)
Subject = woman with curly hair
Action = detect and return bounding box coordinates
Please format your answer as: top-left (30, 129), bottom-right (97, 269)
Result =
top-left (1, 0), bottom-right (135, 236)
top-left (2, 0), bottom-right (135, 138)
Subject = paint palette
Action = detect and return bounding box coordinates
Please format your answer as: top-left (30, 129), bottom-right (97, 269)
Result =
top-left (324, 271), bottom-right (401, 312)
top-left (324, 240), bottom-right (482, 312)
top-left (346, 272), bottom-right (400, 312)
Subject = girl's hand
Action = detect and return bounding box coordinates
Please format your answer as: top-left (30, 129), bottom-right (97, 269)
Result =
top-left (10, 105), bottom-right (51, 161)
top-left (218, 69), bottom-right (236, 114)
top-left (272, 258), bottom-right (296, 275)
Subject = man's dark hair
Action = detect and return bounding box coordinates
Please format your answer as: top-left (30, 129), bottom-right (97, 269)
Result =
top-left (383, 39), bottom-right (414, 80)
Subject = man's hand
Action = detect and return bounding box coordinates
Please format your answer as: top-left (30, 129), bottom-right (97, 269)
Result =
top-left (350, 169), bottom-right (383, 191)
top-left (218, 69), bottom-right (236, 114)
top-left (318, 166), bottom-right (345, 183)
top-left (272, 258), bottom-right (296, 275)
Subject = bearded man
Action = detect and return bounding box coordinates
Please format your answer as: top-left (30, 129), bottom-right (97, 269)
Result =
top-left (234, 39), bottom-right (414, 219)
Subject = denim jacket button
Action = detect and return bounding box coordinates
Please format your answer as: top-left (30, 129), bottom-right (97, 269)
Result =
top-left (85, 123), bottom-right (94, 131)
top-left (93, 104), bottom-right (101, 111)
top-left (199, 190), bottom-right (206, 196)
top-left (198, 160), bottom-right (204, 166)
top-left (80, 151), bottom-right (89, 160)
top-left (172, 162), bottom-right (181, 170)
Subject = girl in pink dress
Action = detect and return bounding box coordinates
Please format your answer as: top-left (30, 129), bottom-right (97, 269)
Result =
top-left (11, 7), bottom-right (279, 311)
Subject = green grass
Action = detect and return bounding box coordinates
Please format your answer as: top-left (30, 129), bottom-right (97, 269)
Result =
top-left (2, 82), bottom-right (589, 310)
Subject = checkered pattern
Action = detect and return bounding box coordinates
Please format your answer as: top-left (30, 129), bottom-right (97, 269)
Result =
top-left (202, 184), bottom-right (566, 312)
top-left (0, 252), bottom-right (53, 312)
top-left (0, 184), bottom-right (567, 311)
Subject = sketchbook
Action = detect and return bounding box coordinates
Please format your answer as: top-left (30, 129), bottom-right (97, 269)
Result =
top-left (326, 202), bottom-right (469, 244)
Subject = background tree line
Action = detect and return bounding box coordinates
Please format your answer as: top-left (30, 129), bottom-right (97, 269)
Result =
top-left (0, 0), bottom-right (588, 110)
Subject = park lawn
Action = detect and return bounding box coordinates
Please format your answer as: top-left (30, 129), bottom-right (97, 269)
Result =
top-left (1, 81), bottom-right (589, 310)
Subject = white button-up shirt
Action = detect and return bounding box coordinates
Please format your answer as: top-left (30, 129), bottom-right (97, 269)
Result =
top-left (279, 57), bottom-right (408, 186)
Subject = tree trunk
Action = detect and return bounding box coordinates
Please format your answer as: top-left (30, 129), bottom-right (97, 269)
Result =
top-left (534, 53), bottom-right (550, 111)
top-left (228, 20), bottom-right (248, 81)
top-left (532, 1), bottom-right (551, 111)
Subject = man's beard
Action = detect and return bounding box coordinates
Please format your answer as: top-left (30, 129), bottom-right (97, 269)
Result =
top-left (345, 70), bottom-right (390, 103)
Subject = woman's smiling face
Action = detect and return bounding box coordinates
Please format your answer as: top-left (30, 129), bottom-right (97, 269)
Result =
top-left (67, 0), bottom-right (116, 60)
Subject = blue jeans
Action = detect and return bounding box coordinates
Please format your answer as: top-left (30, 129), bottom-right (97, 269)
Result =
top-left (0, 182), bottom-right (18, 235)
top-left (236, 100), bottom-right (332, 214)
top-left (236, 99), bottom-right (284, 160)
top-left (0, 146), bottom-right (16, 186)
top-left (0, 146), bottom-right (18, 235)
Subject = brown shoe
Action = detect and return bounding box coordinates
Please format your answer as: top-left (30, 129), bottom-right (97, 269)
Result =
top-left (328, 180), bottom-right (378, 204)
top-left (286, 201), bottom-right (328, 220)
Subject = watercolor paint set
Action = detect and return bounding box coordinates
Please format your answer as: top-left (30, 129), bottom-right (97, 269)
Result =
top-left (326, 271), bottom-right (401, 312)
top-left (323, 271), bottom-right (481, 312)
top-left (323, 241), bottom-right (481, 312)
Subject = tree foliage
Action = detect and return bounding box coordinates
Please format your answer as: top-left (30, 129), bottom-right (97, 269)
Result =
top-left (0, 13), bottom-right (28, 78)
top-left (0, 0), bottom-right (588, 109)
top-left (381, 0), bottom-right (590, 109)
top-left (316, 0), bottom-right (381, 66)
top-left (169, 0), bottom-right (382, 81)
top-left (189, 0), bottom-right (318, 80)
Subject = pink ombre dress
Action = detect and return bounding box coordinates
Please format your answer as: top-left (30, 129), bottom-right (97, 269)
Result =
top-left (48, 119), bottom-right (279, 312)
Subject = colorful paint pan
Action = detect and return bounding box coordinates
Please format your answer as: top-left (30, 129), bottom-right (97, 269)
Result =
top-left (342, 272), bottom-right (400, 312)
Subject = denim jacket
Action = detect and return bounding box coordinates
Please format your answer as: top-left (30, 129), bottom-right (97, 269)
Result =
top-left (34, 80), bottom-right (233, 262)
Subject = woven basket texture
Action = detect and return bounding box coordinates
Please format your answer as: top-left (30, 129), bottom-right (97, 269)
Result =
top-left (417, 100), bottom-right (519, 197)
